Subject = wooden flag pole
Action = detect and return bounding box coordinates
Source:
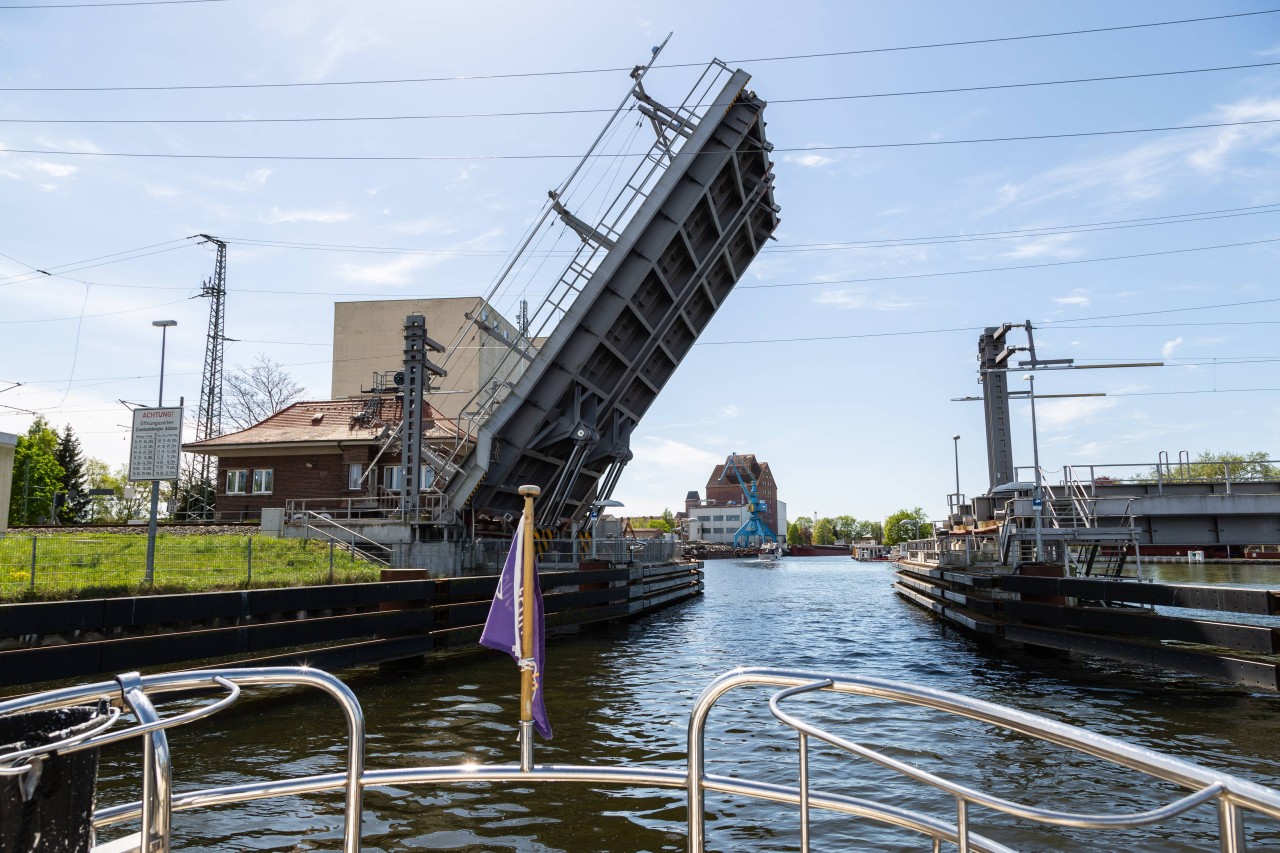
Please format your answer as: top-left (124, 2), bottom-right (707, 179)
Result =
top-left (517, 484), bottom-right (540, 771)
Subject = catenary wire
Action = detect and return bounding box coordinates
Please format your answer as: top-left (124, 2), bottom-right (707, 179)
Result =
top-left (7, 232), bottom-right (1278, 303)
top-left (7, 60), bottom-right (1278, 124)
top-left (5, 117), bottom-right (1278, 162)
top-left (3, 8), bottom-right (1274, 92)
top-left (0, 0), bottom-right (227, 7)
top-left (190, 202), bottom-right (1280, 258)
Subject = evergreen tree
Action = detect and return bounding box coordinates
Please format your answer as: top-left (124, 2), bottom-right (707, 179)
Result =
top-left (55, 425), bottom-right (91, 523)
top-left (8, 417), bottom-right (65, 526)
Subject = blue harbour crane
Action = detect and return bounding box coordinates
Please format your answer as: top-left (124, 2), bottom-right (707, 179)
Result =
top-left (719, 453), bottom-right (777, 547)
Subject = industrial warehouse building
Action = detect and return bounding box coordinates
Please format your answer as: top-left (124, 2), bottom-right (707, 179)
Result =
top-left (684, 454), bottom-right (787, 544)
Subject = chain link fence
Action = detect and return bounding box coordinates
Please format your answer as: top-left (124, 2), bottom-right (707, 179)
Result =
top-left (0, 533), bottom-right (383, 601)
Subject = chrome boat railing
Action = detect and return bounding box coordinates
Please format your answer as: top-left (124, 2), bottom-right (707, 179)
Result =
top-left (2, 666), bottom-right (1278, 852)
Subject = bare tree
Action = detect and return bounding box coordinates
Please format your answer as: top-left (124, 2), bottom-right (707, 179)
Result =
top-left (224, 353), bottom-right (306, 431)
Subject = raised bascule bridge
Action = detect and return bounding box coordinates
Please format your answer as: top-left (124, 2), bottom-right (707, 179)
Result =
top-left (445, 59), bottom-right (779, 532)
top-left (286, 49), bottom-right (779, 563)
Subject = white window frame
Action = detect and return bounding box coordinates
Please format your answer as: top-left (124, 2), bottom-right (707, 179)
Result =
top-left (348, 463), bottom-right (364, 490)
top-left (382, 465), bottom-right (404, 492)
top-left (225, 469), bottom-right (248, 495)
top-left (251, 469), bottom-right (273, 495)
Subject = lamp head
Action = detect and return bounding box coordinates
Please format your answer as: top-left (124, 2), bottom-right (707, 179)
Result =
top-left (952, 434), bottom-right (960, 441)
top-left (152, 320), bottom-right (177, 328)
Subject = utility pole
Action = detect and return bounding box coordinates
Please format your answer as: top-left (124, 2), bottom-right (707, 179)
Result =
top-left (194, 234), bottom-right (227, 520)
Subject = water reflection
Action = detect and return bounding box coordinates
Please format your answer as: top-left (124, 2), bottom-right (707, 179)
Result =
top-left (93, 556), bottom-right (1279, 851)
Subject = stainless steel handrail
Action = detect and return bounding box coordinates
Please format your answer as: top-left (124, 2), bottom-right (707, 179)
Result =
top-left (0, 667), bottom-right (365, 853)
top-left (690, 668), bottom-right (1280, 852)
top-left (4, 665), bottom-right (1279, 852)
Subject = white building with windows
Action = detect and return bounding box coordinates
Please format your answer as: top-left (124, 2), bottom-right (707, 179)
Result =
top-left (684, 491), bottom-right (788, 545)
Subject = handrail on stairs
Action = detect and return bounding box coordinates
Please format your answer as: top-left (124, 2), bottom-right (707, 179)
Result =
top-left (297, 511), bottom-right (392, 567)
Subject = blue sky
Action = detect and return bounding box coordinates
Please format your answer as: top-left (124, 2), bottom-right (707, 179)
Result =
top-left (1, 0), bottom-right (1278, 523)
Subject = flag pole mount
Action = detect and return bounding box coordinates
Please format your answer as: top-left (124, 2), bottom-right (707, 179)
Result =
top-left (517, 484), bottom-right (541, 772)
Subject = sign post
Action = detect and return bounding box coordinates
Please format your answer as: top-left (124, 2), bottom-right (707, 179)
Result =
top-left (129, 406), bottom-right (183, 584)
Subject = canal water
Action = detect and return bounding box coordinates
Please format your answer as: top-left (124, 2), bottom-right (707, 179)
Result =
top-left (95, 556), bottom-right (1280, 851)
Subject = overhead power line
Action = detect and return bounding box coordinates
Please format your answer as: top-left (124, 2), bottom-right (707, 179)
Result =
top-left (736, 237), bottom-right (1280, 291)
top-left (3, 8), bottom-right (1274, 92)
top-left (698, 294), bottom-right (1280, 347)
top-left (7, 60), bottom-right (1278, 124)
top-left (0, 0), bottom-right (226, 7)
top-left (5, 201), bottom-right (1275, 293)
top-left (4, 117), bottom-right (1277, 163)
top-left (6, 233), bottom-right (1277, 316)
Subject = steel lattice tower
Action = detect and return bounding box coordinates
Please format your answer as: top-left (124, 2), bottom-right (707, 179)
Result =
top-left (194, 234), bottom-right (227, 515)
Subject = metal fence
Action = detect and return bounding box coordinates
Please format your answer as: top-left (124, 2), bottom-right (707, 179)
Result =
top-left (460, 537), bottom-right (680, 573)
top-left (0, 534), bottom-right (383, 600)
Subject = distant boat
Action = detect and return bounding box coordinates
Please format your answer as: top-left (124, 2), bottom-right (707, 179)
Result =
top-left (758, 542), bottom-right (783, 561)
top-left (787, 543), bottom-right (850, 557)
top-left (852, 541), bottom-right (891, 561)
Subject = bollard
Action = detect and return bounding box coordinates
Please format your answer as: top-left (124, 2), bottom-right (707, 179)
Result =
top-left (246, 536), bottom-right (253, 585)
top-left (329, 541), bottom-right (335, 584)
top-left (0, 701), bottom-right (108, 853)
top-left (29, 536), bottom-right (37, 592)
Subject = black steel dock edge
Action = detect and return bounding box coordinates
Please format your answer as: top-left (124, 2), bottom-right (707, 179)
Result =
top-left (892, 562), bottom-right (1280, 691)
top-left (0, 563), bottom-right (704, 691)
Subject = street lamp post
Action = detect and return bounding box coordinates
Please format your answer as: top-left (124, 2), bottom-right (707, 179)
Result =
top-left (145, 320), bottom-right (177, 585)
top-left (952, 434), bottom-right (961, 510)
top-left (589, 499), bottom-right (624, 560)
top-left (1024, 373), bottom-right (1044, 562)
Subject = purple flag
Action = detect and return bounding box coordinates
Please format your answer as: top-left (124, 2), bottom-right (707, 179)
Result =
top-left (479, 516), bottom-right (552, 739)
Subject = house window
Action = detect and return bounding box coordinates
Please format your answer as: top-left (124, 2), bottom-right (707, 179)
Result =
top-left (348, 463), bottom-right (363, 490)
top-left (382, 465), bottom-right (403, 492)
top-left (225, 469), bottom-right (248, 494)
top-left (251, 469), bottom-right (274, 494)
top-left (419, 463), bottom-right (434, 491)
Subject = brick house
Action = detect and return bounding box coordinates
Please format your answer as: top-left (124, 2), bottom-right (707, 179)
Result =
top-left (183, 397), bottom-right (467, 521)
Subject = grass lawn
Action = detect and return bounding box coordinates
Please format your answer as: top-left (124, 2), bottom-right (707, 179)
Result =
top-left (0, 532), bottom-right (383, 602)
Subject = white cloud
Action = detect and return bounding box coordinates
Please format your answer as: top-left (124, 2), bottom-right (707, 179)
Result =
top-left (1033, 397), bottom-right (1117, 430)
top-left (144, 184), bottom-right (181, 198)
top-left (246, 168), bottom-right (272, 186)
top-left (33, 136), bottom-right (101, 154)
top-left (1188, 98), bottom-right (1280, 172)
top-left (336, 254), bottom-right (432, 286)
top-left (612, 437), bottom-right (724, 513)
top-left (387, 216), bottom-right (458, 236)
top-left (1052, 289), bottom-right (1091, 307)
top-left (722, 404), bottom-right (739, 418)
top-left (1074, 441), bottom-right (1107, 458)
top-left (1004, 234), bottom-right (1079, 260)
top-left (1162, 337), bottom-right (1185, 358)
top-left (812, 288), bottom-right (922, 311)
top-left (263, 206), bottom-right (351, 224)
top-left (28, 161), bottom-right (77, 178)
top-left (993, 96), bottom-right (1280, 206)
top-left (785, 153), bottom-right (835, 168)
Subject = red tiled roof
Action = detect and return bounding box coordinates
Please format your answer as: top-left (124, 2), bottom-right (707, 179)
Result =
top-left (184, 398), bottom-right (463, 451)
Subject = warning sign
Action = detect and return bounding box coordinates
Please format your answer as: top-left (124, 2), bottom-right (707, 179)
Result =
top-left (128, 406), bottom-right (183, 482)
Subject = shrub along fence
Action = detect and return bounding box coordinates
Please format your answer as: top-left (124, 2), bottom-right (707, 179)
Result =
top-left (0, 533), bottom-right (381, 601)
